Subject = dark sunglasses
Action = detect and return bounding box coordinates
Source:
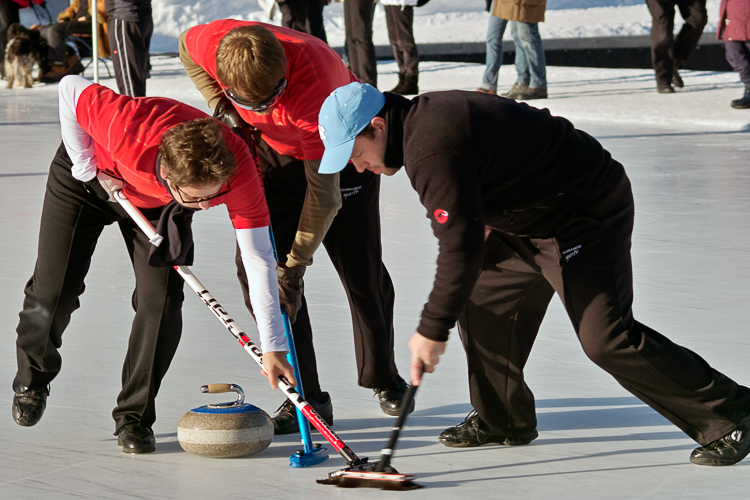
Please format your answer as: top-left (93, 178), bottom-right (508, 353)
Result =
top-left (224, 79), bottom-right (288, 113)
top-left (174, 182), bottom-right (231, 205)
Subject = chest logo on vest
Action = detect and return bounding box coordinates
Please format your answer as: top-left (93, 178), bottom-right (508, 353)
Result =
top-left (434, 209), bottom-right (449, 224)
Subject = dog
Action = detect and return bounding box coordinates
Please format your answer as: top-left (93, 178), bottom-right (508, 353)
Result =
top-left (4, 23), bottom-right (49, 89)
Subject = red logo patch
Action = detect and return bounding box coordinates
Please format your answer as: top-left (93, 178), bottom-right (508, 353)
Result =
top-left (434, 209), bottom-right (449, 224)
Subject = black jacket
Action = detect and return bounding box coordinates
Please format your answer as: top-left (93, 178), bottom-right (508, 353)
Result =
top-left (382, 91), bottom-right (614, 341)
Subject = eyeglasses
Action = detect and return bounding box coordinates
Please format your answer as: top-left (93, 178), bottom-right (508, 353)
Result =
top-left (224, 79), bottom-right (288, 113)
top-left (174, 182), bottom-right (231, 205)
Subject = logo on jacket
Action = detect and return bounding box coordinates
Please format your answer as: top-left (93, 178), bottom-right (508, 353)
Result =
top-left (434, 209), bottom-right (449, 224)
top-left (318, 124), bottom-right (327, 142)
top-left (562, 245), bottom-right (582, 262)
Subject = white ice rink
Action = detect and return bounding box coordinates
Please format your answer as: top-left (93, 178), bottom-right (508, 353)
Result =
top-left (1, 58), bottom-right (749, 499)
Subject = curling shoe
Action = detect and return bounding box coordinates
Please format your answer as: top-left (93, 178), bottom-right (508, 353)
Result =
top-left (273, 391), bottom-right (333, 435)
top-left (439, 410), bottom-right (538, 447)
top-left (12, 379), bottom-right (49, 427)
top-left (117, 423), bottom-right (156, 454)
top-left (689, 412), bottom-right (750, 466)
top-left (374, 375), bottom-right (416, 417)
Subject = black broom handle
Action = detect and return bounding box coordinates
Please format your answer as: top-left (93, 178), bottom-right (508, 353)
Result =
top-left (374, 382), bottom-right (419, 472)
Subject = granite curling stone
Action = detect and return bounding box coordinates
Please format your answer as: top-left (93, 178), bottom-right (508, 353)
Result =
top-left (178, 383), bottom-right (273, 458)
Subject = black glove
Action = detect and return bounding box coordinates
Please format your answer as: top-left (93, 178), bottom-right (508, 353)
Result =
top-left (213, 96), bottom-right (254, 149)
top-left (277, 263), bottom-right (305, 324)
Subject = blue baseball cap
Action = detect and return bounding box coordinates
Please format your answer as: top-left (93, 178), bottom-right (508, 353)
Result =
top-left (317, 83), bottom-right (386, 174)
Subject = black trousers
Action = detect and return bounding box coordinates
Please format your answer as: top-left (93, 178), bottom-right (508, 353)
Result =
top-left (279, 0), bottom-right (327, 44)
top-left (459, 160), bottom-right (750, 445)
top-left (108, 16), bottom-right (153, 97)
top-left (235, 140), bottom-right (398, 396)
top-left (725, 41), bottom-right (750, 85)
top-left (344, 0), bottom-right (377, 86)
top-left (0, 0), bottom-right (20, 76)
top-left (15, 143), bottom-right (185, 434)
top-left (41, 20), bottom-right (92, 65)
top-left (384, 5), bottom-right (418, 76)
top-left (646, 0), bottom-right (707, 86)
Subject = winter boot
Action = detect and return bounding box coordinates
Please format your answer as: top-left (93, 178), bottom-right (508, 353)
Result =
top-left (501, 82), bottom-right (529, 99)
top-left (672, 59), bottom-right (684, 88)
top-left (390, 72), bottom-right (405, 93)
top-left (392, 72), bottom-right (418, 95)
top-left (731, 84), bottom-right (750, 109)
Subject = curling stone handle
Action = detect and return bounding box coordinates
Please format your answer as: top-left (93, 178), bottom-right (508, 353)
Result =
top-left (200, 383), bottom-right (245, 407)
top-left (203, 383), bottom-right (233, 394)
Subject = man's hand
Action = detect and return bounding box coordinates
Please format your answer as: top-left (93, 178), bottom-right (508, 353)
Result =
top-left (408, 332), bottom-right (447, 386)
top-left (277, 263), bottom-right (305, 324)
top-left (261, 351), bottom-right (296, 389)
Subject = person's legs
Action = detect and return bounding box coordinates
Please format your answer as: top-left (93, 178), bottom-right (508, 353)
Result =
top-left (344, 0), bottom-right (377, 86)
top-left (646, 0), bottom-right (677, 89)
top-left (111, 208), bottom-right (185, 435)
top-left (725, 41), bottom-right (750, 109)
top-left (108, 15), bottom-right (153, 97)
top-left (305, 0), bottom-right (328, 44)
top-left (15, 144), bottom-right (115, 393)
top-left (454, 231), bottom-right (554, 439)
top-left (321, 165), bottom-right (399, 391)
top-left (533, 160), bottom-right (750, 451)
top-left (481, 6), bottom-right (507, 92)
top-left (385, 5), bottom-right (418, 94)
top-left (673, 0), bottom-right (707, 66)
top-left (512, 22), bottom-right (546, 88)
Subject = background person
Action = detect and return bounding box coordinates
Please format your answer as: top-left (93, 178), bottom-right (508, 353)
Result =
top-left (646, 0), bottom-right (707, 93)
top-left (105, 0), bottom-right (151, 96)
top-left (717, 0), bottom-right (750, 109)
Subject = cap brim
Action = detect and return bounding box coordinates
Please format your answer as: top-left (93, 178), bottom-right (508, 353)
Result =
top-left (318, 136), bottom-right (356, 174)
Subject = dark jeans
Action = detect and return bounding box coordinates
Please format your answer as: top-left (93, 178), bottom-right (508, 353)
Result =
top-left (725, 40), bottom-right (750, 85)
top-left (15, 143), bottom-right (185, 434)
top-left (279, 0), bottom-right (327, 44)
top-left (458, 160), bottom-right (750, 445)
top-left (235, 139), bottom-right (398, 397)
top-left (384, 5), bottom-right (418, 76)
top-left (108, 15), bottom-right (153, 97)
top-left (646, 0), bottom-right (707, 86)
top-left (344, 0), bottom-right (377, 86)
top-left (41, 20), bottom-right (92, 64)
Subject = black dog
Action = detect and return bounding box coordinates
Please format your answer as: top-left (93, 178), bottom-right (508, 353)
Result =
top-left (4, 23), bottom-right (49, 89)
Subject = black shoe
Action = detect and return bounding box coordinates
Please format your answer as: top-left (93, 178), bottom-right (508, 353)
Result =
top-left (391, 73), bottom-right (418, 95)
top-left (117, 423), bottom-right (156, 454)
top-left (390, 72), bottom-right (405, 93)
top-left (672, 69), bottom-right (684, 88)
top-left (272, 392), bottom-right (333, 435)
top-left (690, 412), bottom-right (750, 466)
top-left (657, 84), bottom-right (676, 94)
top-left (731, 84), bottom-right (750, 109)
top-left (374, 376), bottom-right (416, 417)
top-left (438, 410), bottom-right (538, 448)
top-left (12, 379), bottom-right (49, 427)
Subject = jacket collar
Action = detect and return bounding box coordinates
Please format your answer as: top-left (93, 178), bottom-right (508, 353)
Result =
top-left (383, 92), bottom-right (414, 171)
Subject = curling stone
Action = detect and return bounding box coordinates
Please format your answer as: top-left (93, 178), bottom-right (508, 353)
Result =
top-left (177, 383), bottom-right (273, 458)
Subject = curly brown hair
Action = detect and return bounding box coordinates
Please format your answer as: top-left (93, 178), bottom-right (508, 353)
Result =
top-left (159, 117), bottom-right (237, 187)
